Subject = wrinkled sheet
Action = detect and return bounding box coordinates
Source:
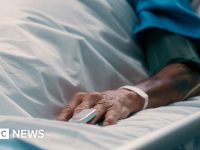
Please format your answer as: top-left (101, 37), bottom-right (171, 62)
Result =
top-left (0, 98), bottom-right (200, 150)
top-left (0, 0), bottom-right (200, 149)
top-left (0, 0), bottom-right (147, 118)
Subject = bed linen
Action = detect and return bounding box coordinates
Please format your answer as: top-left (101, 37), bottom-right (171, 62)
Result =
top-left (0, 98), bottom-right (200, 150)
top-left (0, 0), bottom-right (147, 119)
top-left (0, 0), bottom-right (200, 149)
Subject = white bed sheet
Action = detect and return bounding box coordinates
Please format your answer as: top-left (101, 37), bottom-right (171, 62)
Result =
top-left (0, 0), bottom-right (147, 119)
top-left (0, 97), bottom-right (200, 150)
top-left (0, 0), bottom-right (200, 149)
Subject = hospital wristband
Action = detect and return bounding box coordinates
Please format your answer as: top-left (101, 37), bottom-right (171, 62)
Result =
top-left (120, 86), bottom-right (149, 110)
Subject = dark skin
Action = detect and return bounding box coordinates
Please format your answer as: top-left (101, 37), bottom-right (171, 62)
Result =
top-left (58, 63), bottom-right (200, 126)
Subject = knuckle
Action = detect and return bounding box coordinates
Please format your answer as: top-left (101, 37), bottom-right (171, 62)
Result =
top-left (63, 106), bottom-right (73, 114)
top-left (102, 101), bottom-right (114, 110)
top-left (80, 103), bottom-right (90, 108)
top-left (74, 92), bottom-right (86, 98)
top-left (74, 105), bottom-right (86, 112)
top-left (88, 92), bottom-right (102, 100)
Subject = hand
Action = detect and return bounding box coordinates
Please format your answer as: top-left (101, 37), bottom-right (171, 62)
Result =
top-left (57, 88), bottom-right (144, 126)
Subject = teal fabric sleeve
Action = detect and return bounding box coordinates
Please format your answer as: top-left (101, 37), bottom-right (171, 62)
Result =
top-left (145, 30), bottom-right (200, 75)
top-left (127, 0), bottom-right (200, 40)
top-left (127, 0), bottom-right (200, 74)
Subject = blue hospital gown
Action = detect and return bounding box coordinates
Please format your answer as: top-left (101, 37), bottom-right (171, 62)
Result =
top-left (127, 0), bottom-right (200, 74)
top-left (128, 0), bottom-right (200, 39)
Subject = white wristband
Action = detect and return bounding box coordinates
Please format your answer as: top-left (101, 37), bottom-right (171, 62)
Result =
top-left (120, 86), bottom-right (149, 110)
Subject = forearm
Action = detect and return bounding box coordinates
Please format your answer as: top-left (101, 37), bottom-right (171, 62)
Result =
top-left (135, 63), bottom-right (200, 109)
top-left (132, 27), bottom-right (200, 109)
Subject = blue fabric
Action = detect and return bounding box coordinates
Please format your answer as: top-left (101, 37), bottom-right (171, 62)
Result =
top-left (127, 0), bottom-right (200, 40)
top-left (0, 139), bottom-right (42, 150)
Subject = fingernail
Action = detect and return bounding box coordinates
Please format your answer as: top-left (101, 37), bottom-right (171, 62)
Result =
top-left (103, 122), bottom-right (109, 126)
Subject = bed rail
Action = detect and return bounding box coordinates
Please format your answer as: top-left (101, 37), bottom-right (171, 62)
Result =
top-left (114, 111), bottom-right (200, 150)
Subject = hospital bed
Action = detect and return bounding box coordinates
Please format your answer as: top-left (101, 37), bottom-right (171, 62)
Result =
top-left (0, 0), bottom-right (200, 149)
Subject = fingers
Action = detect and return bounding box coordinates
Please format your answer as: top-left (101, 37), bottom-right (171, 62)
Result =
top-left (58, 92), bottom-right (102, 121)
top-left (57, 92), bottom-right (85, 121)
top-left (58, 90), bottom-right (132, 126)
top-left (89, 99), bottom-right (114, 124)
top-left (73, 92), bottom-right (102, 116)
top-left (103, 109), bottom-right (119, 126)
top-left (89, 104), bottom-right (106, 124)
top-left (98, 106), bottom-right (129, 126)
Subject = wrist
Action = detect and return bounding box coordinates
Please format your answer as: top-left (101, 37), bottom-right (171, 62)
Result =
top-left (120, 86), bottom-right (149, 109)
top-left (117, 88), bottom-right (145, 112)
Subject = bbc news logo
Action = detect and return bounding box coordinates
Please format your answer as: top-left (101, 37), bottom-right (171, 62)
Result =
top-left (0, 128), bottom-right (45, 139)
top-left (0, 129), bottom-right (9, 139)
